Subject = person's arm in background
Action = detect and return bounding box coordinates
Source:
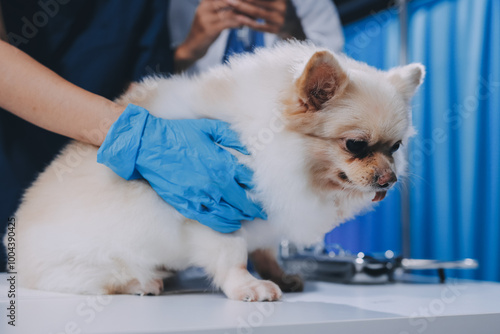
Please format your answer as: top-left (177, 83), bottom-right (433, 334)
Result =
top-left (172, 0), bottom-right (288, 73)
top-left (174, 0), bottom-right (249, 72)
top-left (0, 40), bottom-right (125, 146)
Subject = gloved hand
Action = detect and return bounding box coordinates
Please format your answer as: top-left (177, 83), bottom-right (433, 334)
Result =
top-left (97, 104), bottom-right (266, 233)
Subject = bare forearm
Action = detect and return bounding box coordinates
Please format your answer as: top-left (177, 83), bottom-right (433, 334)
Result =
top-left (173, 0), bottom-right (247, 73)
top-left (0, 40), bottom-right (125, 146)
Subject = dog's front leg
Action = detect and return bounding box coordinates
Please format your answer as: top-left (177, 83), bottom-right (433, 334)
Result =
top-left (185, 223), bottom-right (282, 301)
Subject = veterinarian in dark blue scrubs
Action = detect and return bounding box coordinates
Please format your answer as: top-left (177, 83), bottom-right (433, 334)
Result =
top-left (0, 0), bottom-right (265, 271)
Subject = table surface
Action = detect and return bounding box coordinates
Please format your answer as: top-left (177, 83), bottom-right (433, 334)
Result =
top-left (1, 272), bottom-right (500, 334)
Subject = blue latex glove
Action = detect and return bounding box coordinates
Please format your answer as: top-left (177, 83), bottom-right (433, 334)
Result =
top-left (97, 104), bottom-right (266, 233)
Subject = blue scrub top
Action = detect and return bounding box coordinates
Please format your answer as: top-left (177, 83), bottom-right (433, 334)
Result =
top-left (0, 0), bottom-right (173, 270)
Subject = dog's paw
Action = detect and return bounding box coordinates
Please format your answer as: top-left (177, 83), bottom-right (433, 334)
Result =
top-left (276, 274), bottom-right (304, 293)
top-left (113, 278), bottom-right (164, 296)
top-left (138, 278), bottom-right (164, 296)
top-left (226, 279), bottom-right (282, 302)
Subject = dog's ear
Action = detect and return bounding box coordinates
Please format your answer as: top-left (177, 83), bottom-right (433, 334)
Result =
top-left (387, 63), bottom-right (425, 102)
top-left (296, 51), bottom-right (349, 112)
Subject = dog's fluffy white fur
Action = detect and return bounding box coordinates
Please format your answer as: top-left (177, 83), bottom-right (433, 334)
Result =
top-left (5, 42), bottom-right (424, 301)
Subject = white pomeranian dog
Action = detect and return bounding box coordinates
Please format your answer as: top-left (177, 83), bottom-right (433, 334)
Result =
top-left (5, 42), bottom-right (424, 301)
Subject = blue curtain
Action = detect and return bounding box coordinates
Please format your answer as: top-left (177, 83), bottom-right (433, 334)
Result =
top-left (325, 0), bottom-right (500, 282)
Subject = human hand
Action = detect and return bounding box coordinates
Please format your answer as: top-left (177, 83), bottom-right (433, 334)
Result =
top-left (225, 0), bottom-right (288, 34)
top-left (97, 104), bottom-right (266, 233)
top-left (175, 0), bottom-right (248, 71)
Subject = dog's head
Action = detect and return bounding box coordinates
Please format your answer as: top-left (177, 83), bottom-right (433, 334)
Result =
top-left (284, 51), bottom-right (424, 201)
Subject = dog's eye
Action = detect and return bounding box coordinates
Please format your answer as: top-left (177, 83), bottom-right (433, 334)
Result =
top-left (391, 141), bottom-right (402, 154)
top-left (346, 140), bottom-right (368, 155)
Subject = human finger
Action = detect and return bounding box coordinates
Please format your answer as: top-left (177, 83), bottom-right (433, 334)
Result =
top-left (236, 14), bottom-right (281, 34)
top-left (202, 119), bottom-right (250, 155)
top-left (225, 0), bottom-right (278, 23)
top-left (233, 162), bottom-right (255, 190)
top-left (194, 209), bottom-right (243, 233)
top-left (238, 0), bottom-right (287, 14)
top-left (221, 179), bottom-right (268, 220)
